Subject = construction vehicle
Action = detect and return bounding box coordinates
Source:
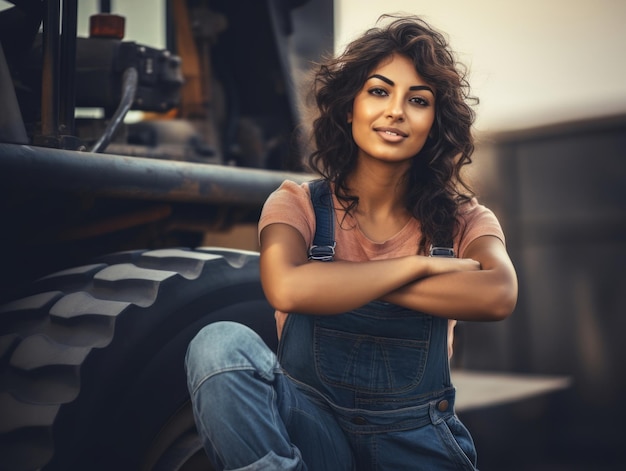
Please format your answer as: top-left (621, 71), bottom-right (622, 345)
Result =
top-left (0, 0), bottom-right (332, 469)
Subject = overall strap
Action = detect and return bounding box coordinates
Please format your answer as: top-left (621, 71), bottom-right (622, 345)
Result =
top-left (429, 231), bottom-right (455, 258)
top-left (307, 178), bottom-right (454, 259)
top-left (308, 179), bottom-right (336, 262)
top-left (429, 243), bottom-right (455, 257)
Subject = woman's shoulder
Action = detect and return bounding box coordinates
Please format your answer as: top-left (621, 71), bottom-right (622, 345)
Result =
top-left (458, 196), bottom-right (504, 231)
top-left (258, 179), bottom-right (317, 244)
top-left (456, 196), bottom-right (506, 255)
top-left (266, 179), bottom-right (312, 203)
top-left (459, 196), bottom-right (497, 219)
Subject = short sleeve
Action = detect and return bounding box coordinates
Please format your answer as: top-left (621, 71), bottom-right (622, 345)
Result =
top-left (456, 198), bottom-right (506, 258)
top-left (258, 180), bottom-right (316, 247)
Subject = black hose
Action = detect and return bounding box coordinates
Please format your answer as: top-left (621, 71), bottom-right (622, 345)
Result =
top-left (90, 67), bottom-right (138, 153)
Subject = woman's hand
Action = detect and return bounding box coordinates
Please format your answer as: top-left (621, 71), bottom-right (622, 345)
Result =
top-left (425, 256), bottom-right (481, 277)
top-left (382, 235), bottom-right (518, 321)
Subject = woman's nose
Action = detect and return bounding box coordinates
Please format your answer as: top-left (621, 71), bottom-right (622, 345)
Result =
top-left (385, 99), bottom-right (404, 121)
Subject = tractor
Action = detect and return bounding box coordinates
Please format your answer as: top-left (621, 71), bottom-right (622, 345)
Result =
top-left (0, 1), bottom-right (332, 469)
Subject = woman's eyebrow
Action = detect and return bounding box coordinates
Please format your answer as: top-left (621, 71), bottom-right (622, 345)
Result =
top-left (409, 85), bottom-right (435, 94)
top-left (367, 74), bottom-right (434, 95)
top-left (367, 73), bottom-right (395, 86)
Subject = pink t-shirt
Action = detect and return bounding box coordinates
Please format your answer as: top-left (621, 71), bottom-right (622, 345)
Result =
top-left (258, 180), bottom-right (505, 259)
top-left (258, 179), bottom-right (506, 351)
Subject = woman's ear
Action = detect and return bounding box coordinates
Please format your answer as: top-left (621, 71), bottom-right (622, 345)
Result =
top-left (347, 112), bottom-right (352, 123)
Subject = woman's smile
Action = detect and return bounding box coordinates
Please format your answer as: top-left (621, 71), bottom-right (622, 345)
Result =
top-left (375, 126), bottom-right (409, 142)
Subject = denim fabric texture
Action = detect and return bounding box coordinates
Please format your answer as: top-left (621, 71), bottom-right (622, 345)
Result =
top-left (186, 304), bottom-right (478, 470)
top-left (185, 321), bottom-right (354, 470)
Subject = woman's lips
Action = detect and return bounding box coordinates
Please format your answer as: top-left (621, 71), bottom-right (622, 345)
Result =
top-left (376, 127), bottom-right (408, 142)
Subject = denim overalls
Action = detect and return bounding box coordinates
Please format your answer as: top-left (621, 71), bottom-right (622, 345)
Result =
top-left (185, 180), bottom-right (478, 470)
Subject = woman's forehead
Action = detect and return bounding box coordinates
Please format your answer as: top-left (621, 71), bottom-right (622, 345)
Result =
top-left (365, 54), bottom-right (433, 90)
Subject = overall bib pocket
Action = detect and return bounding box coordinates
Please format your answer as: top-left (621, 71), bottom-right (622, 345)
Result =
top-left (314, 305), bottom-right (432, 393)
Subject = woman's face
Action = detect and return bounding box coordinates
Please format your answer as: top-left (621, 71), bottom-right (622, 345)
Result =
top-left (348, 53), bottom-right (436, 167)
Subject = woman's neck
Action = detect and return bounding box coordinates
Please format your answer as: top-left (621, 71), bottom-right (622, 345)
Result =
top-left (347, 159), bottom-right (409, 214)
top-left (344, 161), bottom-right (413, 242)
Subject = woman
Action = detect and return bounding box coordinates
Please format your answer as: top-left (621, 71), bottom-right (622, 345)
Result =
top-left (186, 15), bottom-right (518, 470)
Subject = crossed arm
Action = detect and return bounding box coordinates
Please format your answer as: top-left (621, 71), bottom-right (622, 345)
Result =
top-left (259, 223), bottom-right (518, 322)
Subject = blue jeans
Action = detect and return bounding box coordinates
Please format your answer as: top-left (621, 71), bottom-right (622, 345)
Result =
top-left (185, 320), bottom-right (478, 470)
top-left (185, 321), bottom-right (354, 470)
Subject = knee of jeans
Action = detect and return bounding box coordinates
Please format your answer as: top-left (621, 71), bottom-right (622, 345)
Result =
top-left (185, 321), bottom-right (278, 388)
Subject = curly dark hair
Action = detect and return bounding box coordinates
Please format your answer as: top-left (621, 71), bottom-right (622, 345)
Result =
top-left (307, 15), bottom-right (477, 254)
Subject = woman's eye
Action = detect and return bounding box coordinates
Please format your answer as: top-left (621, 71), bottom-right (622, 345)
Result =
top-left (369, 87), bottom-right (388, 97)
top-left (410, 96), bottom-right (430, 106)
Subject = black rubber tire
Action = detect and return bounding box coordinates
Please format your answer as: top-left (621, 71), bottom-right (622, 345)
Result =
top-left (0, 247), bottom-right (278, 471)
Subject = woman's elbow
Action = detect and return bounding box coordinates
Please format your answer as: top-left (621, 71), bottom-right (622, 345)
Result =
top-left (262, 280), bottom-right (299, 314)
top-left (485, 282), bottom-right (518, 321)
top-left (489, 296), bottom-right (517, 321)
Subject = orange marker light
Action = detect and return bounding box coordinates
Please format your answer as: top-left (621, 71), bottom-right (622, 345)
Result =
top-left (89, 13), bottom-right (125, 39)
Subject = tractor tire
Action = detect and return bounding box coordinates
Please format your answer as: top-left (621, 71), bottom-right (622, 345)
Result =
top-left (0, 247), bottom-right (278, 471)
